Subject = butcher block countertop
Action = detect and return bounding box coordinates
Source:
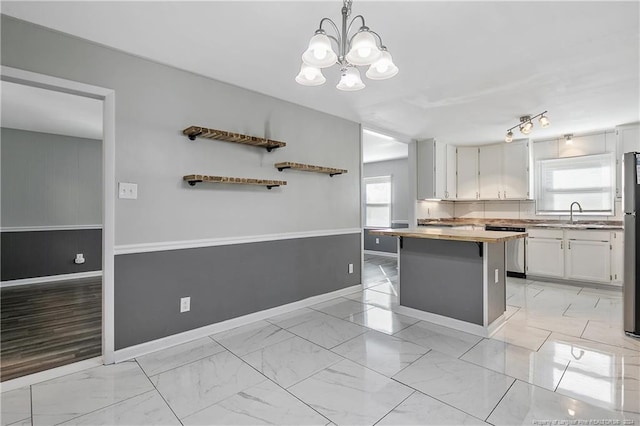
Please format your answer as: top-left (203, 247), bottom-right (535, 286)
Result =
top-left (417, 218), bottom-right (623, 230)
top-left (369, 228), bottom-right (527, 243)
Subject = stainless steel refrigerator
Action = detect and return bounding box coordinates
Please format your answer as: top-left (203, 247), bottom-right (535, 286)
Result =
top-left (623, 152), bottom-right (640, 337)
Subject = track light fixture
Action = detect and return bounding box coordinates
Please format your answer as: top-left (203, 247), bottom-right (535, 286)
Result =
top-left (504, 110), bottom-right (549, 142)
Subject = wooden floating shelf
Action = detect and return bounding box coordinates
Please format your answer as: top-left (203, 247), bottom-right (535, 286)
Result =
top-left (183, 175), bottom-right (286, 190)
top-left (183, 126), bottom-right (286, 152)
top-left (275, 162), bottom-right (348, 177)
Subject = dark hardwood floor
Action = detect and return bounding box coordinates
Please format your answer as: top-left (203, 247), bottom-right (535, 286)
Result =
top-left (1, 278), bottom-right (102, 381)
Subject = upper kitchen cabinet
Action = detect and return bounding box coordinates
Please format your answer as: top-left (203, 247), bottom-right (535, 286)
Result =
top-left (615, 123), bottom-right (640, 198)
top-left (456, 146), bottom-right (479, 200)
top-left (477, 140), bottom-right (529, 200)
top-left (479, 144), bottom-right (502, 200)
top-left (502, 140), bottom-right (530, 199)
top-left (446, 144), bottom-right (457, 200)
top-left (416, 139), bottom-right (451, 199)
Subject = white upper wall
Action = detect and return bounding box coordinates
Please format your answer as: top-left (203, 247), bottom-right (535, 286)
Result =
top-left (1, 17), bottom-right (361, 246)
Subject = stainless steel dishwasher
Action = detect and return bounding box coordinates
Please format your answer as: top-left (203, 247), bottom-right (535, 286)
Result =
top-left (485, 225), bottom-right (526, 278)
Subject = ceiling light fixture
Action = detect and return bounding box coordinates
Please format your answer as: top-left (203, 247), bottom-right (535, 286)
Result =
top-left (504, 110), bottom-right (549, 142)
top-left (564, 134), bottom-right (573, 145)
top-left (296, 0), bottom-right (398, 91)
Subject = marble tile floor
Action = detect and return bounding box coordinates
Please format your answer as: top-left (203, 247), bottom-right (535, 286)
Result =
top-left (2, 254), bottom-right (639, 426)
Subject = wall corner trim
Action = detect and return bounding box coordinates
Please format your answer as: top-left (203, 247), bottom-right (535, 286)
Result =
top-left (114, 228), bottom-right (362, 255)
top-left (113, 283), bottom-right (363, 363)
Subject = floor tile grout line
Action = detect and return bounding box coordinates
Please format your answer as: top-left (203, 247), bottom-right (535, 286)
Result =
top-left (371, 390), bottom-right (416, 426)
top-left (134, 359), bottom-right (184, 426)
top-left (580, 320), bottom-right (590, 338)
top-left (388, 374), bottom-right (489, 423)
top-left (483, 377), bottom-right (517, 422)
top-left (457, 336), bottom-right (485, 360)
top-left (554, 360), bottom-right (572, 393)
top-left (137, 343), bottom-right (228, 378)
top-left (217, 342), bottom-right (334, 425)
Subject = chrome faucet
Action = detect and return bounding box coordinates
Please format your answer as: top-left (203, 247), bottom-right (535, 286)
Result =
top-left (570, 201), bottom-right (583, 224)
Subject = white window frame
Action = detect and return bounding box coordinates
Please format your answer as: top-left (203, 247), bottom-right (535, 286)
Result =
top-left (364, 175), bottom-right (392, 228)
top-left (535, 153), bottom-right (615, 215)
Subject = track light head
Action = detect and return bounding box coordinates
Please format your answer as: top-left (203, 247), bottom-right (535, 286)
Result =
top-left (505, 131), bottom-right (514, 143)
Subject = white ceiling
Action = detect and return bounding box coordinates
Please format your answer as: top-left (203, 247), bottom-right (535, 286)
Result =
top-left (2, 1), bottom-right (638, 146)
top-left (1, 81), bottom-right (103, 139)
top-left (362, 129), bottom-right (408, 163)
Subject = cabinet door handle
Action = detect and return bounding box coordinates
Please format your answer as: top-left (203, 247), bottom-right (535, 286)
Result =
top-left (568, 241), bottom-right (571, 250)
top-left (498, 191), bottom-right (501, 199)
top-left (561, 241), bottom-right (563, 250)
top-left (504, 191), bottom-right (507, 198)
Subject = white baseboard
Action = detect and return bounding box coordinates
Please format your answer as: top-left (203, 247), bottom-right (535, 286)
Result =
top-left (364, 250), bottom-right (398, 258)
top-left (395, 305), bottom-right (505, 338)
top-left (1, 271), bottom-right (102, 288)
top-left (114, 283), bottom-right (363, 363)
top-left (0, 357), bottom-right (103, 392)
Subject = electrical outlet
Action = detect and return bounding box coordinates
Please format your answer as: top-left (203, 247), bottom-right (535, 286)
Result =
top-left (375, 238), bottom-right (380, 244)
top-left (74, 253), bottom-right (85, 264)
top-left (348, 263), bottom-right (354, 274)
top-left (180, 297), bottom-right (191, 313)
top-left (118, 182), bottom-right (138, 199)
top-left (494, 269), bottom-right (499, 284)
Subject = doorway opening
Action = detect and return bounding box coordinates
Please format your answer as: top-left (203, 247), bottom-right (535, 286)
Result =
top-left (0, 67), bottom-right (115, 384)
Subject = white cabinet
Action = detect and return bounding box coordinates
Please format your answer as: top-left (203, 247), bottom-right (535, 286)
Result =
top-left (565, 239), bottom-right (611, 283)
top-left (559, 132), bottom-right (607, 158)
top-left (479, 144), bottom-right (502, 200)
top-left (417, 139), bottom-right (451, 200)
top-left (503, 141), bottom-right (529, 199)
top-left (526, 228), bottom-right (619, 285)
top-left (527, 237), bottom-right (565, 278)
top-left (611, 231), bottom-right (624, 284)
top-left (616, 123), bottom-right (640, 198)
top-left (445, 144), bottom-right (457, 200)
top-left (456, 147), bottom-right (479, 199)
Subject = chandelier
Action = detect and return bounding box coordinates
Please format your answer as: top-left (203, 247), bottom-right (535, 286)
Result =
top-left (295, 0), bottom-right (398, 91)
top-left (504, 111), bottom-right (550, 142)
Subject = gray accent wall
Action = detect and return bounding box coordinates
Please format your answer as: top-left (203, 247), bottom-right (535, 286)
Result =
top-left (1, 229), bottom-right (102, 280)
top-left (1, 128), bottom-right (102, 228)
top-left (364, 158), bottom-right (409, 223)
top-left (400, 238), bottom-right (484, 325)
top-left (114, 233), bottom-right (361, 349)
top-left (363, 223), bottom-right (408, 253)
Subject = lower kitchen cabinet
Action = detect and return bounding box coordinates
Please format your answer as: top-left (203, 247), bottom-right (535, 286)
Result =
top-left (527, 237), bottom-right (565, 278)
top-left (565, 239), bottom-right (611, 282)
top-left (526, 228), bottom-right (622, 286)
top-left (611, 231), bottom-right (624, 284)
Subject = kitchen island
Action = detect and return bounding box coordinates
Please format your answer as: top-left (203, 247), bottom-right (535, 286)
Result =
top-left (369, 228), bottom-right (527, 337)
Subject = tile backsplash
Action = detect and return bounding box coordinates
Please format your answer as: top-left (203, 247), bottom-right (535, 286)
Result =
top-left (417, 200), bottom-right (623, 221)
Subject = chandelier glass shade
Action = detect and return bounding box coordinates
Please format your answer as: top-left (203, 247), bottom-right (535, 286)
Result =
top-left (297, 0), bottom-right (398, 91)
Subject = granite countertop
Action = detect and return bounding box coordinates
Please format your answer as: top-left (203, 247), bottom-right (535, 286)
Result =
top-left (369, 228), bottom-right (527, 243)
top-left (417, 218), bottom-right (623, 230)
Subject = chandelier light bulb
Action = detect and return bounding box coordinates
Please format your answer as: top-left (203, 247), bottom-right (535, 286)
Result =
top-left (302, 33), bottom-right (337, 68)
top-left (295, 63), bottom-right (326, 86)
top-left (366, 49), bottom-right (399, 80)
top-left (346, 30), bottom-right (381, 66)
top-left (539, 114), bottom-right (550, 128)
top-left (337, 67), bottom-right (365, 91)
top-left (505, 131), bottom-right (514, 143)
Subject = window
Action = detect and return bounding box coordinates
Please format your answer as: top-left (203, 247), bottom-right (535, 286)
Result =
top-left (365, 176), bottom-right (392, 227)
top-left (536, 153), bottom-right (614, 215)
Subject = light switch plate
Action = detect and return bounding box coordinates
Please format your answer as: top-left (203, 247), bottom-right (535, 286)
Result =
top-left (118, 182), bottom-right (138, 199)
top-left (494, 268), bottom-right (499, 284)
top-left (180, 297), bottom-right (191, 313)
top-left (348, 263), bottom-right (354, 274)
